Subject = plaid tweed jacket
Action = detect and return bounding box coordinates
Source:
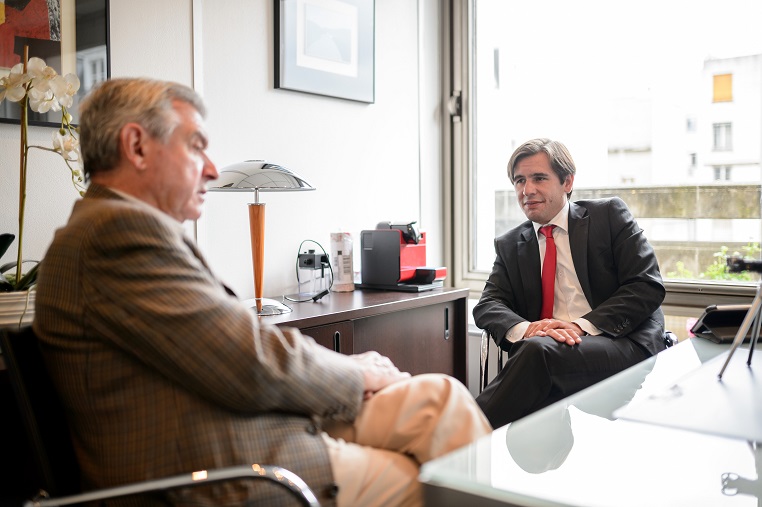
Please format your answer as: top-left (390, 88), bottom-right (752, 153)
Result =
top-left (34, 184), bottom-right (364, 506)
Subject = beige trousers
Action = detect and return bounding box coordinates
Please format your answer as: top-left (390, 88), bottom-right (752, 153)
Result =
top-left (322, 374), bottom-right (492, 507)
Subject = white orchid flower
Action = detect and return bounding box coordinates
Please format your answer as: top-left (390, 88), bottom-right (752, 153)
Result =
top-left (26, 57), bottom-right (49, 76)
top-left (11, 52), bottom-right (86, 288)
top-left (27, 57), bottom-right (58, 93)
top-left (0, 63), bottom-right (31, 103)
top-left (49, 73), bottom-right (80, 109)
top-left (52, 130), bottom-right (81, 161)
top-left (29, 86), bottom-right (61, 113)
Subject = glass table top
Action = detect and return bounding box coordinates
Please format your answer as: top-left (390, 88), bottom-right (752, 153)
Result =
top-left (420, 338), bottom-right (762, 507)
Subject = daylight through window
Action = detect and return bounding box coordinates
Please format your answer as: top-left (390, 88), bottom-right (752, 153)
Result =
top-left (465, 0), bottom-right (762, 294)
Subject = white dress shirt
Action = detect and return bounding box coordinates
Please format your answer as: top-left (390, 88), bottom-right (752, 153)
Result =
top-left (506, 202), bottom-right (602, 343)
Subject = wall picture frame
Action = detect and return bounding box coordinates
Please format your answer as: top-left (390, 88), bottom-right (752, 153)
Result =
top-left (275, 0), bottom-right (375, 104)
top-left (0, 0), bottom-right (110, 127)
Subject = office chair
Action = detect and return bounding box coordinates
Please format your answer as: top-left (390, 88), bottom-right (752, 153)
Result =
top-left (0, 326), bottom-right (320, 507)
top-left (479, 328), bottom-right (678, 392)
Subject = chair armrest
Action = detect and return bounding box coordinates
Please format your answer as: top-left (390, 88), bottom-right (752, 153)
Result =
top-left (480, 329), bottom-right (508, 392)
top-left (480, 329), bottom-right (490, 392)
top-left (24, 464), bottom-right (320, 507)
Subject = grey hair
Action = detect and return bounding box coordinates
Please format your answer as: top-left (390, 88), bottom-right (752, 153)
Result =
top-left (78, 78), bottom-right (206, 179)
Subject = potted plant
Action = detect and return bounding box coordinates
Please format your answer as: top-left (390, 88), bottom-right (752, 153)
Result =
top-left (0, 46), bottom-right (85, 327)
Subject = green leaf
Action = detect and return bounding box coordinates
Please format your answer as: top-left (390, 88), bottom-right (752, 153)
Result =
top-left (0, 275), bottom-right (14, 292)
top-left (14, 262), bottom-right (39, 292)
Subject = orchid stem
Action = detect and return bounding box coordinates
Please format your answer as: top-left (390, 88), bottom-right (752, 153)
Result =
top-left (15, 46), bottom-right (29, 289)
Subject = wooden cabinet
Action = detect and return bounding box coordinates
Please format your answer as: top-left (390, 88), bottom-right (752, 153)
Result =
top-left (301, 320), bottom-right (354, 354)
top-left (353, 301), bottom-right (460, 378)
top-left (266, 288), bottom-right (468, 382)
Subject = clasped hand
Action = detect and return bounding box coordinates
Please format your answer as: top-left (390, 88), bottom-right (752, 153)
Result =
top-left (524, 319), bottom-right (585, 346)
top-left (352, 351), bottom-right (410, 400)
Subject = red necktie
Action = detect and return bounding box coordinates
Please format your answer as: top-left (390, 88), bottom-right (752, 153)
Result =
top-left (539, 225), bottom-right (556, 319)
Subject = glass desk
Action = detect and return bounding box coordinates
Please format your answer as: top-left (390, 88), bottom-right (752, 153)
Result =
top-left (420, 338), bottom-right (762, 506)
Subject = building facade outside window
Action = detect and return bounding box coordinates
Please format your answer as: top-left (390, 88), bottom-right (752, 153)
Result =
top-left (449, 0), bottom-right (762, 332)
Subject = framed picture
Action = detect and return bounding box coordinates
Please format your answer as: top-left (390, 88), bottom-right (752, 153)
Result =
top-left (0, 0), bottom-right (110, 127)
top-left (275, 0), bottom-right (375, 103)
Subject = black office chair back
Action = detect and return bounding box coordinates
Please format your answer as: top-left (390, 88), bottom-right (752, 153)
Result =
top-left (0, 326), bottom-right (81, 497)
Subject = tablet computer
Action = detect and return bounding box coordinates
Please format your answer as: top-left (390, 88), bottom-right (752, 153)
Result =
top-left (690, 304), bottom-right (754, 343)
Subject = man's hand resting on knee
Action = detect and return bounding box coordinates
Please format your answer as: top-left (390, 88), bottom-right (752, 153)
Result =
top-left (352, 351), bottom-right (411, 400)
top-left (524, 319), bottom-right (585, 346)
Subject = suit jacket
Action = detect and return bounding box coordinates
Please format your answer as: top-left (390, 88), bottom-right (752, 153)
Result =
top-left (473, 197), bottom-right (666, 356)
top-left (34, 184), bottom-right (364, 506)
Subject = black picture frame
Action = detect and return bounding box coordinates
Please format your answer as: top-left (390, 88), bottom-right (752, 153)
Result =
top-left (0, 0), bottom-right (111, 127)
top-left (274, 0), bottom-right (375, 103)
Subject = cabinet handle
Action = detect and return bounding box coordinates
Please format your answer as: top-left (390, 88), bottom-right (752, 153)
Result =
top-left (444, 307), bottom-right (450, 340)
top-left (333, 331), bottom-right (341, 353)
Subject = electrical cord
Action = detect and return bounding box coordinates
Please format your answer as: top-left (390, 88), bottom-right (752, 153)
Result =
top-left (284, 239), bottom-right (332, 302)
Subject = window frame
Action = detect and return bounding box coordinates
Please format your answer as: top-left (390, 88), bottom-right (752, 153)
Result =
top-left (712, 122), bottom-right (733, 151)
top-left (445, 0), bottom-right (756, 312)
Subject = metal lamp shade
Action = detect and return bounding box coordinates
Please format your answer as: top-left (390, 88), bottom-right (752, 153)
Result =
top-left (211, 161), bottom-right (314, 201)
top-left (209, 161), bottom-right (315, 315)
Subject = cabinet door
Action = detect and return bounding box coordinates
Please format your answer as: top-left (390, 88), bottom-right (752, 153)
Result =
top-left (300, 321), bottom-right (354, 354)
top-left (353, 301), bottom-right (465, 381)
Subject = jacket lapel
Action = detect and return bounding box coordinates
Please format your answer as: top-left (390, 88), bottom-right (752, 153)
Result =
top-left (568, 202), bottom-right (593, 303)
top-left (518, 223), bottom-right (543, 318)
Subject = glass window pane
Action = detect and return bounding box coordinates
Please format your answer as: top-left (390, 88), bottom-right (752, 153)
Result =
top-left (472, 0), bottom-right (762, 284)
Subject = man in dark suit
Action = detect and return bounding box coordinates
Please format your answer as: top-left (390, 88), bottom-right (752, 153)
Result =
top-left (34, 78), bottom-right (490, 506)
top-left (474, 138), bottom-right (666, 428)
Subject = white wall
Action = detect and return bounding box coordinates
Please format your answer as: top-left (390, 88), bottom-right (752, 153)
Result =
top-left (0, 0), bottom-right (444, 300)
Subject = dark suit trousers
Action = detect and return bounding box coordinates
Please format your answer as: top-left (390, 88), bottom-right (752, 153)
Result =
top-left (475, 334), bottom-right (649, 428)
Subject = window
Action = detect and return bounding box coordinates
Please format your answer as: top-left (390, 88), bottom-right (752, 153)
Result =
top-left (713, 123), bottom-right (733, 151)
top-left (449, 0), bottom-right (762, 311)
top-left (713, 166), bottom-right (732, 181)
top-left (76, 46), bottom-right (109, 96)
top-left (713, 73), bottom-right (733, 102)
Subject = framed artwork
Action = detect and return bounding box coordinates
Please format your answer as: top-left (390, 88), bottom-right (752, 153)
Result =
top-left (275, 0), bottom-right (375, 103)
top-left (0, 0), bottom-right (110, 127)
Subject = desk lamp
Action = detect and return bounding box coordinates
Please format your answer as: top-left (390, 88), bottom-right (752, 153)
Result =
top-left (209, 160), bottom-right (315, 315)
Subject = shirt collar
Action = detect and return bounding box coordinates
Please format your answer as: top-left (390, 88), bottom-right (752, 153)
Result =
top-left (106, 187), bottom-right (187, 233)
top-left (109, 187), bottom-right (145, 205)
top-left (532, 201), bottom-right (570, 237)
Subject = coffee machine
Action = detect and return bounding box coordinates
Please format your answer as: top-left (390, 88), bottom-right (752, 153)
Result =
top-left (357, 222), bottom-right (446, 292)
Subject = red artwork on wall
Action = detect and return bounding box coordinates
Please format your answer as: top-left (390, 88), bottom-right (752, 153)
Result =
top-left (0, 0), bottom-right (60, 69)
